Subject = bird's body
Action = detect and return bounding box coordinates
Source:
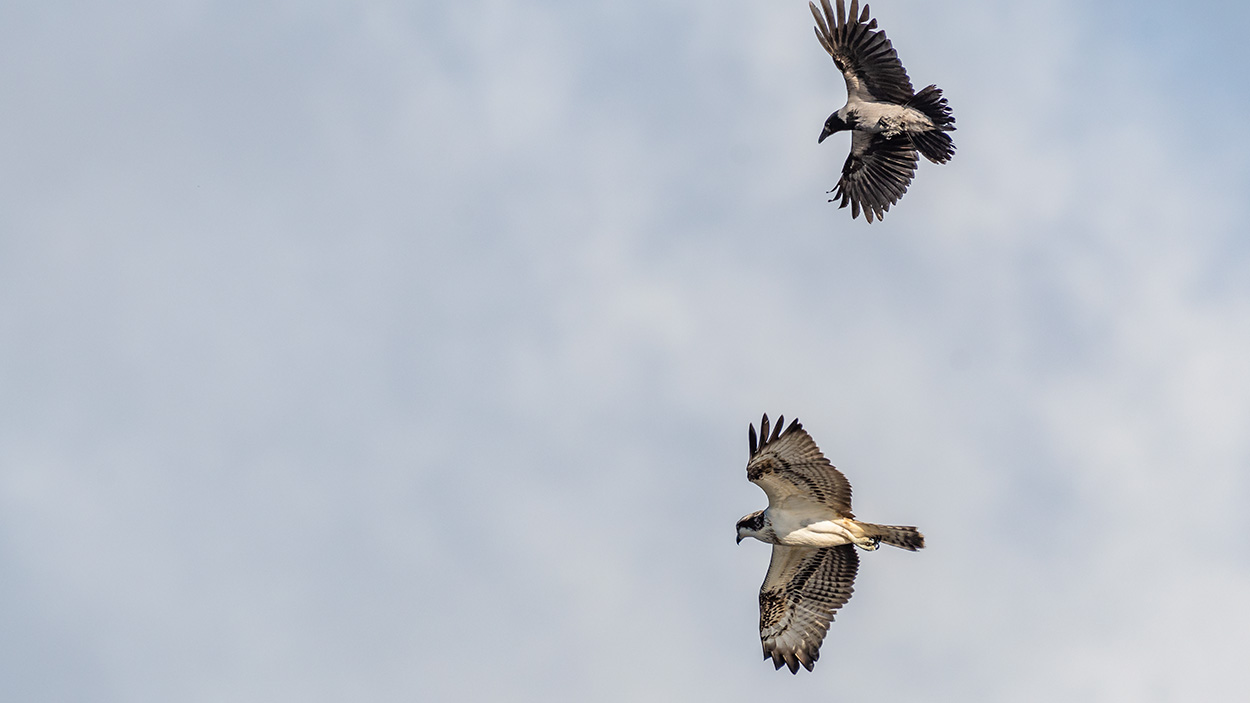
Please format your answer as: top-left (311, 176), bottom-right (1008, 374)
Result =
top-left (737, 414), bottom-right (924, 673)
top-left (832, 101), bottom-right (936, 139)
top-left (810, 0), bottom-right (955, 222)
top-left (765, 508), bottom-right (868, 549)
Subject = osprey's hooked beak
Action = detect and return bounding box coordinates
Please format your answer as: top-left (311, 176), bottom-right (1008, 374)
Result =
top-left (736, 533), bottom-right (744, 545)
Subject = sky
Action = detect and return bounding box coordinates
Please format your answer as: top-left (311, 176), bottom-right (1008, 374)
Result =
top-left (2, 0), bottom-right (1249, 700)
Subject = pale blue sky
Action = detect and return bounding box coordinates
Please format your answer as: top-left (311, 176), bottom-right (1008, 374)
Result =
top-left (2, 1), bottom-right (1249, 701)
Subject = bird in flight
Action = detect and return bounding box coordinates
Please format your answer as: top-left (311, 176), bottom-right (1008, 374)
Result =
top-left (736, 414), bottom-right (925, 673)
top-left (810, 0), bottom-right (955, 222)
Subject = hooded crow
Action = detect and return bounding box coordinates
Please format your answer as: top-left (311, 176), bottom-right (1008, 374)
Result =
top-left (810, 0), bottom-right (955, 222)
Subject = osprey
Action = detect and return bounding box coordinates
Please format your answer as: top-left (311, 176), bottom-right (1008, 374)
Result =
top-left (810, 0), bottom-right (956, 222)
top-left (736, 414), bottom-right (924, 673)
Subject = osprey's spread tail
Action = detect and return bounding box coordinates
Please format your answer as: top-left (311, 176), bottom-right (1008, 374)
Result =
top-left (860, 522), bottom-right (925, 551)
top-left (908, 84), bottom-right (956, 164)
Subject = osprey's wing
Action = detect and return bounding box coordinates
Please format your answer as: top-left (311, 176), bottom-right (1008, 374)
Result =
top-left (810, 0), bottom-right (914, 105)
top-left (759, 544), bottom-right (859, 673)
top-left (830, 132), bottom-right (917, 223)
top-left (746, 414), bottom-right (853, 515)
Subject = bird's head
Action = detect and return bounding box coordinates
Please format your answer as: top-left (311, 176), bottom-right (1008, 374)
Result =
top-left (819, 112), bottom-right (851, 143)
top-left (736, 510), bottom-right (769, 544)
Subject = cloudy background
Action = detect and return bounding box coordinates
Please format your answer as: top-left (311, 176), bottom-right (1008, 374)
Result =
top-left (3, 0), bottom-right (1248, 700)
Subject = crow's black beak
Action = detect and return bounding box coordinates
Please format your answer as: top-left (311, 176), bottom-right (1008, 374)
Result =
top-left (818, 128), bottom-right (831, 144)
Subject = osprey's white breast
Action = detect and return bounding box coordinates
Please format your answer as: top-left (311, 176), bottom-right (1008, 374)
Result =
top-left (765, 499), bottom-right (858, 548)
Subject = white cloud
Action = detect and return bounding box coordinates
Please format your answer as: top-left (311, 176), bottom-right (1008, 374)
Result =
top-left (1, 0), bottom-right (1248, 701)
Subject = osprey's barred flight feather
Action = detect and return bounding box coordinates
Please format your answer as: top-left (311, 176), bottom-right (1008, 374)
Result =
top-left (810, 0), bottom-right (955, 222)
top-left (736, 414), bottom-right (924, 673)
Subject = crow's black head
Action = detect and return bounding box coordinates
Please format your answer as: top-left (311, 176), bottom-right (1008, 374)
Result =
top-left (819, 112), bottom-right (852, 143)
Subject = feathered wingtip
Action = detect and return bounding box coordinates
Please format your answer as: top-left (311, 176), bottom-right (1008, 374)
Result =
top-left (846, 0), bottom-right (876, 31)
top-left (811, 0), bottom-right (877, 48)
top-left (749, 414), bottom-right (801, 458)
top-left (764, 644), bottom-right (818, 674)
